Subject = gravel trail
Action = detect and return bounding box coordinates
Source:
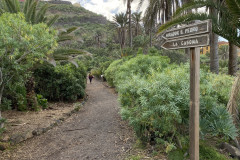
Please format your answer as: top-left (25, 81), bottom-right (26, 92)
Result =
top-left (1, 79), bottom-right (133, 160)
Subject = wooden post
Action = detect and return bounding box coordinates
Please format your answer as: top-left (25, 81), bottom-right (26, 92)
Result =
top-left (189, 47), bottom-right (200, 160)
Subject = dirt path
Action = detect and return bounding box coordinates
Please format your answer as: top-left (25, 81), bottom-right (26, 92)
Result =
top-left (1, 79), bottom-right (133, 160)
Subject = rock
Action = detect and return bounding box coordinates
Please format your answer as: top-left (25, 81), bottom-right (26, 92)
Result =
top-left (222, 142), bottom-right (240, 158)
top-left (23, 131), bottom-right (33, 140)
top-left (32, 128), bottom-right (44, 136)
top-left (10, 134), bottom-right (24, 144)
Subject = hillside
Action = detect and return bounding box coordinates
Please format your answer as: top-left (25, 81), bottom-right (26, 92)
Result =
top-left (46, 3), bottom-right (114, 49)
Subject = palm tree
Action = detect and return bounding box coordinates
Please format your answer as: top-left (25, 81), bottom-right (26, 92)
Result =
top-left (123, 0), bottom-right (134, 47)
top-left (158, 0), bottom-right (240, 75)
top-left (112, 13), bottom-right (128, 52)
top-left (139, 0), bottom-right (181, 47)
top-left (132, 12), bottom-right (142, 37)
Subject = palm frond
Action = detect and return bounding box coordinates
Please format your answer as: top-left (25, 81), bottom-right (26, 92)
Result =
top-left (35, 3), bottom-right (49, 23)
top-left (59, 27), bottom-right (78, 35)
top-left (23, 0), bottom-right (32, 14)
top-left (4, 0), bottom-right (17, 13)
top-left (25, 0), bottom-right (37, 24)
top-left (13, 0), bottom-right (20, 12)
top-left (57, 35), bottom-right (74, 42)
top-left (226, 0), bottom-right (240, 19)
top-left (47, 15), bottom-right (59, 27)
top-left (137, 0), bottom-right (145, 11)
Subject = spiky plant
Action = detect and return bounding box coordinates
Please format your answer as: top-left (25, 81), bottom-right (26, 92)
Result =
top-left (0, 0), bottom-right (59, 26)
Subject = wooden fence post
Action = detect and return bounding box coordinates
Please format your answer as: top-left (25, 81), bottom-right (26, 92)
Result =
top-left (189, 47), bottom-right (200, 160)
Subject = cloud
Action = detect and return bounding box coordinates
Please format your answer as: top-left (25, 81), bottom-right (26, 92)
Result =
top-left (67, 0), bottom-right (148, 21)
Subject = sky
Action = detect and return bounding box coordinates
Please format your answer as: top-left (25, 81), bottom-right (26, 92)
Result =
top-left (67, 0), bottom-right (148, 21)
top-left (66, 0), bottom-right (227, 42)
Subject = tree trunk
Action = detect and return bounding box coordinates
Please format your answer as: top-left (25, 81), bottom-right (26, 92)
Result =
top-left (0, 84), bottom-right (4, 128)
top-left (136, 24), bottom-right (138, 37)
top-left (210, 7), bottom-right (219, 74)
top-left (228, 42), bottom-right (238, 76)
top-left (25, 76), bottom-right (38, 111)
top-left (149, 29), bottom-right (152, 47)
top-left (122, 27), bottom-right (126, 48)
top-left (127, 0), bottom-right (132, 47)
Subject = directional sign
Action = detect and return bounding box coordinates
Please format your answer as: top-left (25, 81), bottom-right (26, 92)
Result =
top-left (161, 34), bottom-right (210, 50)
top-left (162, 20), bottom-right (211, 40)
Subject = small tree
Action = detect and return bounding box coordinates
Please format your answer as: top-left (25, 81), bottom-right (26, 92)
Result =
top-left (0, 13), bottom-right (58, 128)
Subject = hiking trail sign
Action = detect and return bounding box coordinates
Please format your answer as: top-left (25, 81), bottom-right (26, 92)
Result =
top-left (160, 20), bottom-right (212, 160)
top-left (162, 34), bottom-right (209, 50)
top-left (161, 20), bottom-right (211, 49)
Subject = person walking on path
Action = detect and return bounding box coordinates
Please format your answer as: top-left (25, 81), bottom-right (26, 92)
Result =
top-left (88, 73), bottom-right (94, 83)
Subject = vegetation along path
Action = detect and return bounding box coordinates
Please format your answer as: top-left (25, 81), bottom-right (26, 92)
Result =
top-left (1, 79), bottom-right (133, 160)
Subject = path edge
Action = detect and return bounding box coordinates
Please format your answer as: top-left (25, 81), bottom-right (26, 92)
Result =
top-left (0, 95), bottom-right (88, 151)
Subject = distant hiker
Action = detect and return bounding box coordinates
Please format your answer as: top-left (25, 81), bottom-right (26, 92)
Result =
top-left (88, 73), bottom-right (94, 83)
top-left (101, 74), bottom-right (104, 81)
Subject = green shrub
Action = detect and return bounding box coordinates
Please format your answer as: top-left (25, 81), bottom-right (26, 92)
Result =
top-left (106, 55), bottom-right (237, 149)
top-left (168, 142), bottom-right (229, 160)
top-left (104, 59), bottom-right (124, 86)
top-left (91, 60), bottom-right (113, 78)
top-left (105, 55), bottom-right (170, 87)
top-left (34, 62), bottom-right (87, 102)
top-left (3, 82), bottom-right (28, 111)
top-left (148, 47), bottom-right (188, 64)
top-left (36, 94), bottom-right (48, 109)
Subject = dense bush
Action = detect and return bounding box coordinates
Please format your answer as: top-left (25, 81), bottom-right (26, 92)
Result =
top-left (0, 13), bottom-right (57, 111)
top-left (105, 55), bottom-right (237, 151)
top-left (105, 55), bottom-right (171, 87)
top-left (91, 60), bottom-right (113, 78)
top-left (34, 62), bottom-right (87, 102)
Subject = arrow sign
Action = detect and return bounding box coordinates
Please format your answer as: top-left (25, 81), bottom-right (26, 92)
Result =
top-left (162, 20), bottom-right (210, 40)
top-left (161, 34), bottom-right (210, 50)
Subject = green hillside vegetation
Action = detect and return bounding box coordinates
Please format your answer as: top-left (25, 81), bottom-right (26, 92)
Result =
top-left (47, 4), bottom-right (113, 49)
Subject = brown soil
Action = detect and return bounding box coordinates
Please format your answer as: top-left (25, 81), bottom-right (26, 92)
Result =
top-left (0, 79), bottom-right (134, 160)
top-left (1, 102), bottom-right (78, 140)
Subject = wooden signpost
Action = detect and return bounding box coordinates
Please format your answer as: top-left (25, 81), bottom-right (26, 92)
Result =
top-left (161, 20), bottom-right (211, 160)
